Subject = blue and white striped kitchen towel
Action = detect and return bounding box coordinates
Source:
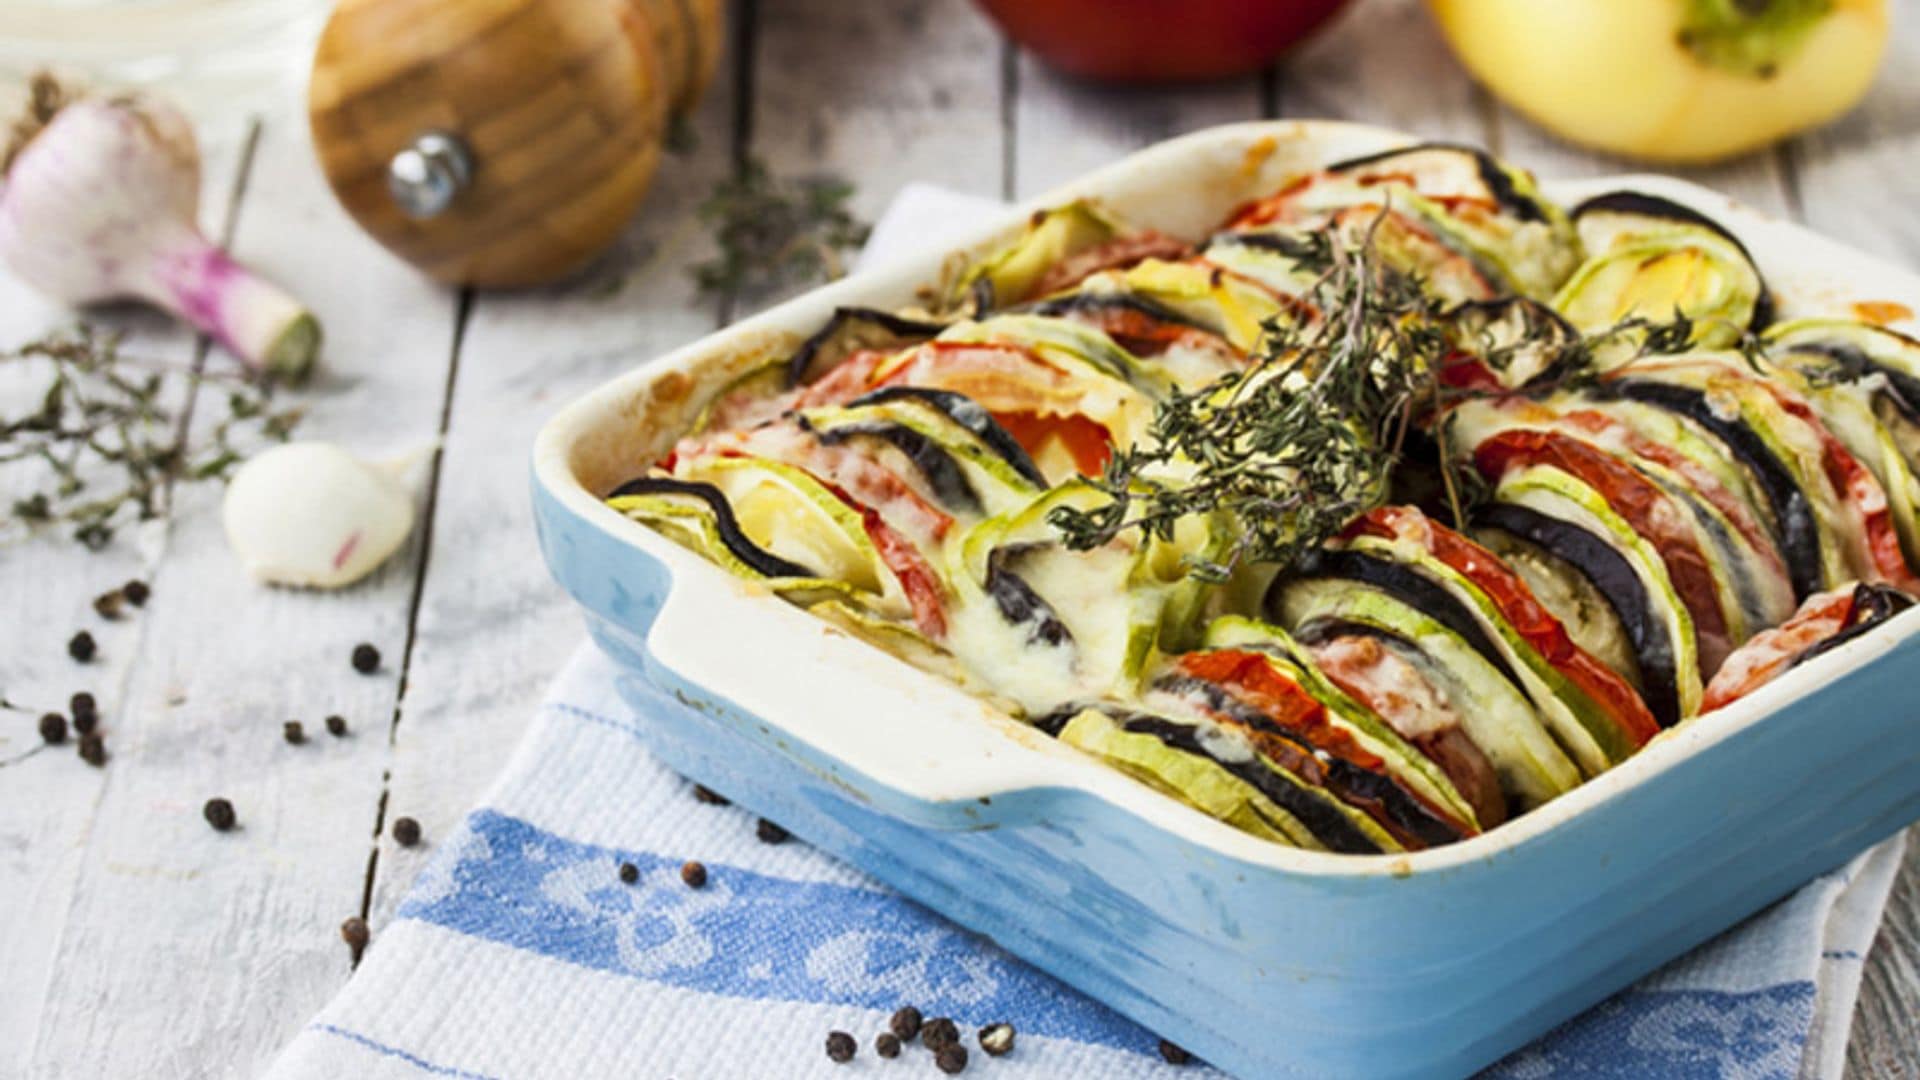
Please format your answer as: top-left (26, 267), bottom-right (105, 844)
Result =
top-left (267, 187), bottom-right (1909, 1080)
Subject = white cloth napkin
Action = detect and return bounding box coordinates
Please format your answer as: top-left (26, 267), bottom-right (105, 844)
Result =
top-left (265, 186), bottom-right (1909, 1080)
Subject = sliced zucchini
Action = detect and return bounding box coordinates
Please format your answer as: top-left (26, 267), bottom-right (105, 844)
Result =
top-left (608, 476), bottom-right (814, 579)
top-left (1491, 465), bottom-right (1703, 725)
top-left (676, 454), bottom-right (899, 604)
top-left (1197, 614), bottom-right (1481, 833)
top-left (1269, 579), bottom-right (1582, 810)
top-left (1149, 653), bottom-right (1465, 848)
top-left (1102, 258), bottom-right (1294, 353)
top-left (1338, 528), bottom-right (1651, 774)
top-left (1044, 705), bottom-right (1389, 853)
top-left (1556, 192), bottom-right (1771, 350)
top-left (959, 200), bottom-right (1126, 311)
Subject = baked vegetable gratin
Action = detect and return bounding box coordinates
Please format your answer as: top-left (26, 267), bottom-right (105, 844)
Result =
top-left (605, 142), bottom-right (1920, 855)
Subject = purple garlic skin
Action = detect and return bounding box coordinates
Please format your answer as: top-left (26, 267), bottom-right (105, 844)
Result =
top-left (0, 95), bottom-right (319, 380)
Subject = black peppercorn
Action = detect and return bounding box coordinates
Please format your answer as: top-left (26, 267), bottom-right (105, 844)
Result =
top-left (935, 1044), bottom-right (968, 1074)
top-left (889, 1006), bottom-right (923, 1041)
top-left (38, 712), bottom-right (67, 745)
top-left (922, 1017), bottom-right (959, 1051)
top-left (340, 915), bottom-right (369, 955)
top-left (755, 818), bottom-right (790, 844)
top-left (978, 1023), bottom-right (1014, 1057)
top-left (122, 579), bottom-right (150, 606)
top-left (203, 797), bottom-right (237, 831)
top-left (392, 816), bottom-right (422, 847)
top-left (691, 783), bottom-right (730, 806)
top-left (92, 590), bottom-right (123, 620)
top-left (1158, 1039), bottom-right (1191, 1065)
top-left (69, 691), bottom-right (97, 723)
top-left (325, 715), bottom-right (348, 737)
top-left (825, 1030), bottom-right (856, 1064)
top-left (283, 720), bottom-right (306, 745)
top-left (77, 733), bottom-right (106, 767)
top-left (875, 1033), bottom-right (901, 1059)
top-left (618, 861), bottom-right (639, 884)
top-left (350, 643), bottom-right (380, 674)
top-left (680, 860), bottom-right (707, 888)
top-left (68, 631), bottom-right (96, 663)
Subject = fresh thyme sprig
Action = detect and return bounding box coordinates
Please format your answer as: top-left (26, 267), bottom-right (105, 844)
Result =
top-left (3, 327), bottom-right (302, 549)
top-left (1048, 221), bottom-right (1721, 582)
top-left (1049, 223), bottom-right (1456, 582)
top-left (693, 157), bottom-right (870, 302)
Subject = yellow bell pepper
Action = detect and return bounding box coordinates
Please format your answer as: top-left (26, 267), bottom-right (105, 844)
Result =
top-left (1425, 0), bottom-right (1889, 163)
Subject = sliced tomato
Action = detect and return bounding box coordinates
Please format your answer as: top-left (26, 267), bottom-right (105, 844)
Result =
top-left (1767, 391), bottom-right (1918, 591)
top-left (1701, 586), bottom-right (1856, 712)
top-left (1556, 408), bottom-right (1789, 591)
top-left (1346, 505), bottom-right (1662, 749)
top-left (792, 347), bottom-right (892, 409)
top-left (1435, 353), bottom-right (1508, 394)
top-left (1177, 648), bottom-right (1474, 846)
top-left (815, 479), bottom-right (948, 640)
top-left (991, 411), bottom-right (1113, 478)
top-left (1472, 428), bottom-right (1734, 673)
top-left (1179, 649), bottom-right (1362, 760)
top-left (1225, 174), bottom-right (1317, 229)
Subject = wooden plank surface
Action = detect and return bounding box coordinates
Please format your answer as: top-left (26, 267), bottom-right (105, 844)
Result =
top-left (3, 0), bottom-right (1918, 1075)
top-left (0, 117), bottom-right (252, 1077)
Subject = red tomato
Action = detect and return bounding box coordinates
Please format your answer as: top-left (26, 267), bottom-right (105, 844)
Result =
top-left (991, 411), bottom-right (1113, 478)
top-left (1472, 428), bottom-right (1733, 673)
top-left (975, 0), bottom-right (1353, 83)
top-left (1347, 506), bottom-right (1662, 746)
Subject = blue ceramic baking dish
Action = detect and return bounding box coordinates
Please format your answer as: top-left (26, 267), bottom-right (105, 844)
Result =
top-left (531, 121), bottom-right (1920, 1079)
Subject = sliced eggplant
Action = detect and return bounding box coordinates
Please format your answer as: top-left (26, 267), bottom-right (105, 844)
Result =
top-left (984, 544), bottom-right (1072, 647)
top-left (1602, 377), bottom-right (1826, 600)
top-left (1150, 661), bottom-right (1467, 849)
top-left (1325, 142), bottom-right (1558, 226)
top-left (1794, 582), bottom-right (1917, 667)
top-left (786, 306), bottom-right (946, 387)
top-left (1043, 704), bottom-right (1392, 853)
top-left (1474, 501), bottom-right (1678, 727)
top-left (850, 386), bottom-right (1050, 489)
top-left (1440, 297), bottom-right (1581, 390)
top-left (608, 475), bottom-right (816, 579)
top-left (805, 416), bottom-right (983, 516)
top-left (1196, 615), bottom-right (1487, 832)
top-left (1283, 547), bottom-right (1525, 689)
top-left (1766, 318), bottom-right (1920, 423)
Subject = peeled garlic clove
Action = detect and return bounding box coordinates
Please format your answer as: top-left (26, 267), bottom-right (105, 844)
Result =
top-left (223, 442), bottom-right (416, 588)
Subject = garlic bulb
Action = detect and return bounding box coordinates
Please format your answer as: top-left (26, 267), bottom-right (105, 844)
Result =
top-left (1, 77), bottom-right (321, 378)
top-left (222, 442), bottom-right (417, 588)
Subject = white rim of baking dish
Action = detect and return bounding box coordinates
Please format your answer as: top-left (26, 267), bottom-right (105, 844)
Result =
top-left (533, 120), bottom-right (1920, 879)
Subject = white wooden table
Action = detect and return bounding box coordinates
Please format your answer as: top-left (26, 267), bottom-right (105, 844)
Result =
top-left (3, 1), bottom-right (1917, 1075)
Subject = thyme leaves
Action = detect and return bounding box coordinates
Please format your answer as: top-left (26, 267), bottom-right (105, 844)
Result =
top-left (2, 327), bottom-right (301, 549)
top-left (693, 157), bottom-right (870, 303)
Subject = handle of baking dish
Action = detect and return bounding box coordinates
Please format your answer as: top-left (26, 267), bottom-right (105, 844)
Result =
top-left (536, 472), bottom-right (1117, 833)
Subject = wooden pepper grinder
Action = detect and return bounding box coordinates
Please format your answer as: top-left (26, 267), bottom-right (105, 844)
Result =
top-left (307, 0), bottom-right (722, 288)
